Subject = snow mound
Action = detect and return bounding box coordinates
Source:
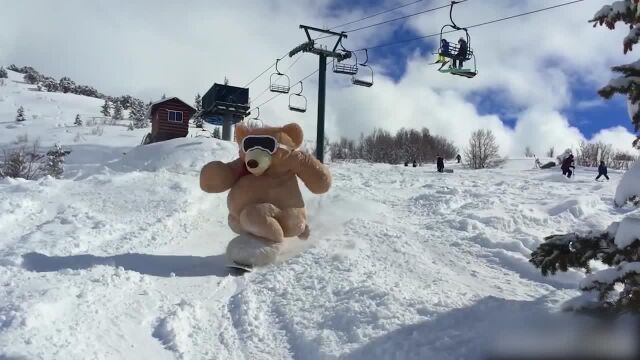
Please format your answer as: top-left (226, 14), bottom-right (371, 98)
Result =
top-left (499, 158), bottom-right (553, 171)
top-left (540, 172), bottom-right (575, 183)
top-left (547, 197), bottom-right (601, 219)
top-left (614, 159), bottom-right (640, 207)
top-left (152, 300), bottom-right (201, 358)
top-left (614, 216), bottom-right (640, 248)
top-left (108, 137), bottom-right (238, 174)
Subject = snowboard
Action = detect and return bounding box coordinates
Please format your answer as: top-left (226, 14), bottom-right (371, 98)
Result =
top-left (226, 261), bottom-right (254, 274)
top-left (225, 233), bottom-right (313, 275)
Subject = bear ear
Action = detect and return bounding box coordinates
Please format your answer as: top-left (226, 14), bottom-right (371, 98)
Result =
top-left (234, 124), bottom-right (249, 145)
top-left (282, 123), bottom-right (303, 148)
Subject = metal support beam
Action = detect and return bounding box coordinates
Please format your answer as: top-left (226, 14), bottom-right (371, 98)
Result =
top-left (316, 54), bottom-right (327, 163)
top-left (222, 113), bottom-right (232, 141)
top-left (290, 24), bottom-right (352, 163)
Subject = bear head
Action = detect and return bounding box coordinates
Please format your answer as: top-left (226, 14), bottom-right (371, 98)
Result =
top-left (234, 122), bottom-right (304, 176)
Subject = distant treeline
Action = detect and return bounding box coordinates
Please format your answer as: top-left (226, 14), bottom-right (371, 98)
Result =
top-left (330, 127), bottom-right (458, 164)
top-left (6, 64), bottom-right (143, 111)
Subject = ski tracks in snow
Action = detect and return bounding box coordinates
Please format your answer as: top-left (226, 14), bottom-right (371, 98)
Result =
top-left (0, 159), bottom-right (630, 359)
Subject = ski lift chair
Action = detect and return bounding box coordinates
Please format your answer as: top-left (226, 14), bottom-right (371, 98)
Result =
top-left (288, 82), bottom-right (307, 113)
top-left (434, 1), bottom-right (478, 78)
top-left (333, 38), bottom-right (358, 75)
top-left (269, 59), bottom-right (291, 94)
top-left (352, 49), bottom-right (374, 87)
top-left (245, 107), bottom-right (264, 128)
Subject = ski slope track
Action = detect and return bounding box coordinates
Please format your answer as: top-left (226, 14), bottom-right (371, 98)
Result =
top-left (0, 72), bottom-right (638, 359)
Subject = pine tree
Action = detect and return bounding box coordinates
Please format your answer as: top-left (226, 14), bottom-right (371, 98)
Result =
top-left (591, 1), bottom-right (640, 148)
top-left (128, 99), bottom-right (147, 128)
top-left (112, 101), bottom-right (123, 120)
top-left (101, 99), bottom-right (111, 117)
top-left (161, 93), bottom-right (166, 99)
top-left (0, 66), bottom-right (7, 79)
top-left (127, 122), bottom-right (134, 131)
top-left (58, 76), bottom-right (76, 93)
top-left (530, 1), bottom-right (640, 315)
top-left (45, 144), bottom-right (66, 179)
top-left (213, 127), bottom-right (221, 139)
top-left (194, 93), bottom-right (203, 128)
top-left (74, 114), bottom-right (82, 126)
top-left (194, 93), bottom-right (202, 112)
top-left (16, 106), bottom-right (25, 122)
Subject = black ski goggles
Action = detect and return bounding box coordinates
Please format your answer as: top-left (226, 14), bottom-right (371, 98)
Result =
top-left (241, 135), bottom-right (293, 154)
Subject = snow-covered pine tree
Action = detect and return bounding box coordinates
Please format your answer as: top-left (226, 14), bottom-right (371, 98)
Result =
top-left (591, 0), bottom-right (640, 148)
top-left (74, 114), bottom-right (82, 126)
top-left (194, 93), bottom-right (202, 112)
top-left (45, 144), bottom-right (66, 179)
top-left (58, 76), bottom-right (76, 93)
top-left (212, 127), bottom-right (221, 139)
top-left (16, 106), bottom-right (25, 122)
top-left (112, 101), bottom-right (123, 120)
top-left (0, 66), bottom-right (7, 79)
top-left (127, 122), bottom-right (134, 131)
top-left (101, 99), bottom-right (111, 117)
top-left (194, 93), bottom-right (203, 128)
top-left (530, 1), bottom-right (640, 315)
top-left (129, 99), bottom-right (147, 128)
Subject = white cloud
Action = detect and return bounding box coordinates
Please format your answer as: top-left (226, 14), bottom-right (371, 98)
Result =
top-left (0, 0), bottom-right (637, 157)
top-left (591, 126), bottom-right (639, 153)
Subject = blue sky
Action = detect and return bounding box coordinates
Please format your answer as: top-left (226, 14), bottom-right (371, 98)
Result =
top-left (2, 0), bottom-right (636, 154)
top-left (326, 0), bottom-right (635, 139)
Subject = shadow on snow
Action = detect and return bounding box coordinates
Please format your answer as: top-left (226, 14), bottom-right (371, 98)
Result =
top-left (21, 251), bottom-right (236, 277)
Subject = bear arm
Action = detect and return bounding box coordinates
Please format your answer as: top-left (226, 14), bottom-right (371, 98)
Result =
top-left (200, 158), bottom-right (245, 193)
top-left (292, 152), bottom-right (332, 194)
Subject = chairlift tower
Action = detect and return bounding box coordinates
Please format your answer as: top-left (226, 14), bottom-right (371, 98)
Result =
top-left (288, 25), bottom-right (352, 163)
top-left (199, 83), bottom-right (250, 141)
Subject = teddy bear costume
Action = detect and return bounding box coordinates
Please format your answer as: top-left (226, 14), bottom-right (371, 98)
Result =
top-left (200, 122), bottom-right (331, 267)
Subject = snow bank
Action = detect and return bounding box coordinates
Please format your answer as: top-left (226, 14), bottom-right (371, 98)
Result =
top-left (108, 137), bottom-right (238, 174)
top-left (579, 262), bottom-right (640, 290)
top-left (614, 159), bottom-right (640, 206)
top-left (614, 216), bottom-right (640, 248)
top-left (499, 158), bottom-right (554, 171)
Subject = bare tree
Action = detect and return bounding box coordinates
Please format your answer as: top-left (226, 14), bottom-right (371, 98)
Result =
top-left (463, 129), bottom-right (502, 169)
top-left (546, 146), bottom-right (555, 158)
top-left (0, 141), bottom-right (45, 180)
top-left (575, 141), bottom-right (613, 167)
top-left (328, 127), bottom-right (457, 164)
top-left (611, 151), bottom-right (638, 170)
top-left (524, 146), bottom-right (534, 158)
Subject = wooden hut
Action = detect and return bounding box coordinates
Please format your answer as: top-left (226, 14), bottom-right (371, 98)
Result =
top-left (147, 97), bottom-right (196, 142)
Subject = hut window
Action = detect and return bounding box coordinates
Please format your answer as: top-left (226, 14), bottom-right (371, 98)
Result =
top-left (168, 110), bottom-right (183, 123)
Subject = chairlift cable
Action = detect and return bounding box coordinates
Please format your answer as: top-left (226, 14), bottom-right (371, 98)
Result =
top-left (250, 53), bottom-right (304, 105)
top-left (248, 60), bottom-right (334, 114)
top-left (356, 0), bottom-right (584, 51)
top-left (315, 0), bottom-right (464, 40)
top-left (327, 0), bottom-right (428, 30)
top-left (343, 0), bottom-right (466, 34)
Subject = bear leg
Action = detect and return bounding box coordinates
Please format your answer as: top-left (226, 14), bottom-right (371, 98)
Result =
top-left (228, 214), bottom-right (244, 235)
top-left (239, 204), bottom-right (285, 243)
top-left (275, 208), bottom-right (307, 239)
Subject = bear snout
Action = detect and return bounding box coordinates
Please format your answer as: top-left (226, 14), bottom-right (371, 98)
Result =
top-left (247, 159), bottom-right (259, 169)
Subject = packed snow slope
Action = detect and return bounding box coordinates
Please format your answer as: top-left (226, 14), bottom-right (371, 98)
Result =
top-left (1, 130), bottom-right (637, 359)
top-left (2, 71), bottom-right (639, 359)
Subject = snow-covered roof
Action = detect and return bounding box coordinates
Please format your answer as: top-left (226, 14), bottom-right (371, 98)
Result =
top-left (146, 97), bottom-right (195, 118)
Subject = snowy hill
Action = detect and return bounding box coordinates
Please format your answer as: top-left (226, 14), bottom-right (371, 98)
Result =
top-left (1, 72), bottom-right (638, 358)
top-left (1, 140), bottom-right (636, 358)
top-left (0, 69), bottom-right (147, 155)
